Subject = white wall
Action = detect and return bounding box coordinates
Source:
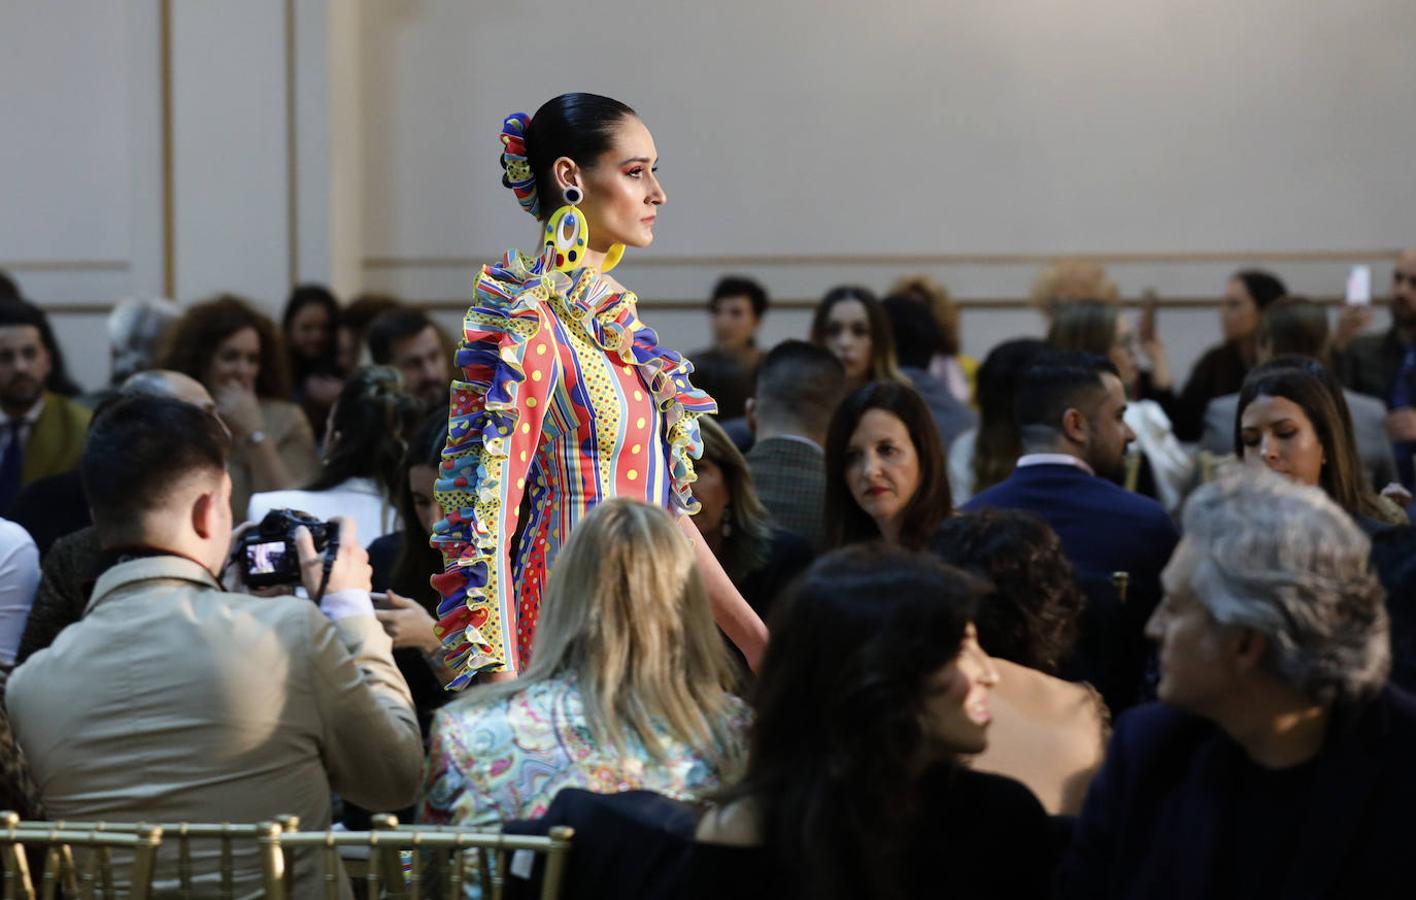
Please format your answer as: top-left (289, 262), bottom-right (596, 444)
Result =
top-left (2, 0), bottom-right (1415, 391)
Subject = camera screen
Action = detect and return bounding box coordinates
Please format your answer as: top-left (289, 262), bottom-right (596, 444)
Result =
top-left (244, 540), bottom-right (289, 575)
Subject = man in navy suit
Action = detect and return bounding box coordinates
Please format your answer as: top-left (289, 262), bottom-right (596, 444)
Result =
top-left (1059, 472), bottom-right (1415, 899)
top-left (963, 351), bottom-right (1178, 710)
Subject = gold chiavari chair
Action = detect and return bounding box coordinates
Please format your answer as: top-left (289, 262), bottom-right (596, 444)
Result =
top-left (1111, 571), bottom-right (1131, 606)
top-left (0, 811), bottom-right (162, 900)
top-left (261, 816), bottom-right (574, 900)
top-left (1, 815), bottom-right (301, 900)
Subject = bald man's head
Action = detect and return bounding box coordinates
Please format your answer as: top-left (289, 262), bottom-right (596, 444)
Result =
top-left (121, 369), bottom-right (217, 414)
top-left (1394, 248), bottom-right (1416, 330)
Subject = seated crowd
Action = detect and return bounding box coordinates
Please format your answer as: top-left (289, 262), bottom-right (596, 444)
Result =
top-left (1, 251), bottom-right (1416, 898)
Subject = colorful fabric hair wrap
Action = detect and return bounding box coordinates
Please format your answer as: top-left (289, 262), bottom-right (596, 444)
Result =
top-left (499, 112), bottom-right (539, 219)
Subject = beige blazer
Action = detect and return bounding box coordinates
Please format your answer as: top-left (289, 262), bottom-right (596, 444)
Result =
top-left (228, 398), bottom-right (321, 520)
top-left (967, 658), bottom-right (1110, 816)
top-left (5, 555), bottom-right (422, 899)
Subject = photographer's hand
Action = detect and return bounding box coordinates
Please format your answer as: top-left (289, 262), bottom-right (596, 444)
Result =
top-left (295, 518), bottom-right (372, 601)
top-left (375, 591), bottom-right (442, 654)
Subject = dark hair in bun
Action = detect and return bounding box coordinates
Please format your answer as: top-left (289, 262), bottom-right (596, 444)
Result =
top-left (499, 93), bottom-right (637, 219)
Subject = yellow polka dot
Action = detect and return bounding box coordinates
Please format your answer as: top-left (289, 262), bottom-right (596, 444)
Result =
top-left (636, 417), bottom-right (646, 430)
top-left (532, 371), bottom-right (543, 382)
top-left (631, 443), bottom-right (642, 455)
top-left (499, 426), bottom-right (509, 435)
top-left (526, 396), bottom-right (538, 408)
top-left (520, 450), bottom-right (528, 462)
top-left (521, 423), bottom-right (530, 434)
top-left (633, 390), bottom-right (643, 402)
top-left (623, 365), bottom-right (633, 375)
top-left (510, 506), bottom-right (518, 518)
top-left (536, 343), bottom-right (547, 355)
top-left (516, 478), bottom-right (525, 489)
top-left (627, 469), bottom-right (638, 481)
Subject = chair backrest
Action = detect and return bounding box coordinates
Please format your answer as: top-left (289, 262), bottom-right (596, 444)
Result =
top-left (0, 815), bottom-right (302, 900)
top-left (263, 815), bottom-right (575, 900)
top-left (1, 811), bottom-right (162, 900)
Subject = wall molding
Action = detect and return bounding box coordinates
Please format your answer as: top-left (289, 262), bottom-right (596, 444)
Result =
top-left (363, 249), bottom-right (1404, 270)
top-left (0, 260), bottom-right (130, 272)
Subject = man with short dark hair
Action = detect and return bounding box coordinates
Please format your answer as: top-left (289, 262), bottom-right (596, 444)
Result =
top-left (7, 396), bottom-right (421, 898)
top-left (690, 276), bottom-right (771, 420)
top-left (744, 340), bottom-right (846, 549)
top-left (965, 351), bottom-right (1179, 712)
top-left (367, 308), bottom-right (452, 410)
top-left (0, 301), bottom-right (90, 513)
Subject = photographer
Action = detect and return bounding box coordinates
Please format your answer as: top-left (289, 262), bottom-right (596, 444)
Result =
top-left (6, 395), bottom-right (421, 899)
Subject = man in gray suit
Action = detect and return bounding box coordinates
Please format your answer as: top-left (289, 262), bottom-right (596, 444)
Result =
top-left (6, 396), bottom-right (421, 898)
top-left (745, 341), bottom-right (846, 549)
top-left (1201, 297), bottom-right (1396, 489)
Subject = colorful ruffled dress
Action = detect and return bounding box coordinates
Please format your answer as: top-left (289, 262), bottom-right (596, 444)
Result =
top-left (431, 251), bottom-right (716, 685)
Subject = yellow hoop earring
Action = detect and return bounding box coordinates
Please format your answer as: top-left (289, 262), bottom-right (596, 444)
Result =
top-left (539, 186), bottom-right (625, 274)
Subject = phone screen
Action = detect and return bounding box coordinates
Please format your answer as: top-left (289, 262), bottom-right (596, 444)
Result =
top-left (1346, 265), bottom-right (1372, 306)
top-left (244, 540), bottom-right (289, 575)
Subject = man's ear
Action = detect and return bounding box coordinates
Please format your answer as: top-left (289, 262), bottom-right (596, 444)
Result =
top-left (745, 397), bottom-right (758, 435)
top-left (1061, 407), bottom-right (1090, 445)
top-left (191, 489), bottom-right (219, 541)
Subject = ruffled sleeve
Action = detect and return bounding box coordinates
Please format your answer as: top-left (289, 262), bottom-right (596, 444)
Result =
top-left (557, 268), bottom-right (718, 517)
top-left (431, 251), bottom-right (553, 686)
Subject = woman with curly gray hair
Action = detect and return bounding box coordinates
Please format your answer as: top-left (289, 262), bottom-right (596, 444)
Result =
top-left (1060, 469), bottom-right (1416, 900)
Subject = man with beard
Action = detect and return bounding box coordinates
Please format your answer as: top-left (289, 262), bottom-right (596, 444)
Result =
top-left (0, 301), bottom-right (90, 514)
top-left (1334, 248), bottom-right (1416, 488)
top-left (964, 351), bottom-right (1179, 712)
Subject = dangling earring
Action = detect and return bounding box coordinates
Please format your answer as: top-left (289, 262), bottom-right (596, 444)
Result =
top-left (721, 505), bottom-right (733, 539)
top-left (540, 185), bottom-right (626, 274)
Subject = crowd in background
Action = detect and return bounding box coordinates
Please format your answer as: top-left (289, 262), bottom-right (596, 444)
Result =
top-left (1, 250), bottom-right (1416, 898)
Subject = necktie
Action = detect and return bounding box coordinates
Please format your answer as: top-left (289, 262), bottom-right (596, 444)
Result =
top-left (0, 423), bottom-right (23, 513)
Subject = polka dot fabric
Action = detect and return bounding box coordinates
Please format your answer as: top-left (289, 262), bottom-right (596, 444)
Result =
top-left (431, 249), bottom-right (716, 686)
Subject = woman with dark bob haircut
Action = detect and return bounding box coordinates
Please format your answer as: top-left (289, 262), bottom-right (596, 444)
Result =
top-left (824, 381), bottom-right (951, 549)
top-left (157, 293), bottom-right (319, 517)
top-left (691, 545), bottom-right (1053, 899)
top-left (1236, 356), bottom-right (1407, 530)
top-left (934, 509), bottom-right (1108, 815)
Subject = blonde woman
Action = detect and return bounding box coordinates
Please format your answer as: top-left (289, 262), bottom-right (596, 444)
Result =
top-left (420, 499), bottom-right (748, 829)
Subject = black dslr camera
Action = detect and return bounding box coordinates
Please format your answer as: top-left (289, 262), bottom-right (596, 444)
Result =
top-left (238, 508), bottom-right (338, 590)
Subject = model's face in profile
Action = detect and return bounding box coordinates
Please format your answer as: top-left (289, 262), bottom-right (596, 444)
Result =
top-left (1239, 394), bottom-right (1325, 488)
top-left (845, 408), bottom-right (921, 540)
top-left (824, 299), bottom-right (872, 383)
top-left (920, 624), bottom-right (999, 757)
top-left (576, 115), bottom-right (665, 252)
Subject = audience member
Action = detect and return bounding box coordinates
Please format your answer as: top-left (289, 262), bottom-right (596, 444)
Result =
top-left (248, 366), bottom-right (422, 540)
top-left (691, 546), bottom-right (1052, 899)
top-left (1236, 357), bottom-right (1407, 531)
top-left (743, 340), bottom-right (845, 549)
top-left (1059, 471), bottom-right (1412, 899)
top-left (888, 273), bottom-right (974, 403)
top-left (1334, 248), bottom-right (1416, 488)
top-left (365, 411), bottom-right (454, 730)
top-left (964, 351), bottom-right (1179, 712)
top-left (947, 338), bottom-right (1048, 505)
top-left (692, 416), bottom-right (813, 625)
top-left (106, 296), bottom-right (181, 387)
top-left (420, 499), bottom-right (748, 830)
top-left (823, 381), bottom-right (952, 550)
top-left (282, 283), bottom-right (345, 443)
top-left (0, 280), bottom-right (83, 397)
top-left (367, 307), bottom-right (453, 412)
top-left (1049, 300), bottom-right (1191, 511)
top-left (809, 285), bottom-right (904, 392)
top-left (13, 370), bottom-right (218, 665)
top-left (7, 396), bottom-right (421, 898)
top-left (1171, 269), bottom-right (1287, 439)
top-left (0, 671), bottom-right (42, 819)
top-left (934, 509), bottom-right (1106, 815)
top-left (1371, 526), bottom-right (1416, 694)
top-left (1030, 259), bottom-right (1120, 320)
top-left (1204, 297), bottom-right (1397, 489)
top-left (881, 294), bottom-right (977, 452)
top-left (158, 294), bottom-right (320, 518)
top-left (0, 517), bottom-right (39, 668)
top-left (0, 300), bottom-right (92, 514)
top-left (0, 269), bottom-right (19, 301)
top-left (337, 293), bottom-right (402, 373)
top-left (689, 276), bottom-right (770, 420)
